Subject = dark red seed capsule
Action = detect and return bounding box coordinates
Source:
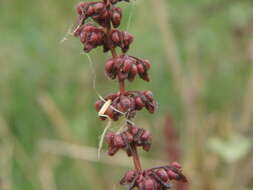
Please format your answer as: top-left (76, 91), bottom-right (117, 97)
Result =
top-left (113, 135), bottom-right (125, 148)
top-left (144, 178), bottom-right (156, 190)
top-left (108, 146), bottom-right (119, 156)
top-left (156, 169), bottom-right (169, 182)
top-left (94, 2), bottom-right (104, 13)
top-left (105, 59), bottom-right (115, 73)
top-left (105, 106), bottom-right (114, 119)
top-left (95, 100), bottom-right (103, 111)
top-left (167, 170), bottom-right (178, 180)
top-left (135, 97), bottom-right (145, 110)
top-left (171, 162), bottom-right (182, 169)
top-left (123, 32), bottom-right (133, 43)
top-left (86, 6), bottom-right (95, 16)
top-left (144, 91), bottom-right (154, 101)
top-left (146, 104), bottom-right (155, 113)
top-left (120, 96), bottom-right (131, 111)
top-left (112, 13), bottom-right (121, 27)
top-left (111, 31), bottom-right (121, 43)
top-left (105, 132), bottom-right (115, 145)
top-left (118, 72), bottom-right (128, 81)
top-left (137, 181), bottom-right (145, 190)
top-left (137, 64), bottom-right (145, 74)
top-left (129, 126), bottom-right (139, 135)
top-left (130, 64), bottom-right (138, 76)
top-left (143, 60), bottom-right (151, 70)
top-left (124, 170), bottom-right (136, 183)
top-left (125, 132), bottom-right (134, 143)
top-left (141, 130), bottom-right (151, 141)
top-left (76, 2), bottom-right (86, 15)
top-left (142, 144), bottom-right (151, 151)
top-left (123, 59), bottom-right (132, 72)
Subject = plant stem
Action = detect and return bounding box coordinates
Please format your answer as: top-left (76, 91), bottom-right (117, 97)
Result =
top-left (104, 0), bottom-right (141, 171)
top-left (131, 144), bottom-right (142, 171)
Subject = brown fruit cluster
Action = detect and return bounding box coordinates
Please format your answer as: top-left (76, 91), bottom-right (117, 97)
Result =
top-left (76, 1), bottom-right (122, 27)
top-left (95, 91), bottom-right (157, 121)
top-left (120, 163), bottom-right (187, 190)
top-left (106, 125), bottom-right (152, 156)
top-left (110, 29), bottom-right (133, 52)
top-left (74, 23), bottom-right (105, 52)
top-left (105, 54), bottom-right (151, 81)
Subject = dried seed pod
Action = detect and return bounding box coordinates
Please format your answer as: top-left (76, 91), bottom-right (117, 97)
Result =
top-left (110, 7), bottom-right (122, 28)
top-left (143, 59), bottom-right (151, 70)
top-left (171, 162), bottom-right (182, 169)
top-left (167, 170), bottom-right (178, 180)
top-left (106, 132), bottom-right (115, 145)
top-left (156, 169), bottom-right (169, 182)
top-left (122, 59), bottom-right (132, 73)
top-left (137, 63), bottom-right (145, 74)
top-left (104, 106), bottom-right (114, 119)
top-left (76, 2), bottom-right (86, 15)
top-left (135, 97), bottom-right (145, 110)
top-left (141, 130), bottom-right (151, 141)
top-left (95, 100), bottom-right (103, 112)
top-left (108, 146), bottom-right (120, 156)
top-left (114, 135), bottom-right (125, 148)
top-left (143, 178), bottom-right (156, 190)
top-left (142, 144), bottom-right (151, 152)
top-left (120, 96), bottom-right (131, 112)
top-left (105, 59), bottom-right (115, 73)
top-left (93, 2), bottom-right (105, 13)
top-left (144, 91), bottom-right (154, 101)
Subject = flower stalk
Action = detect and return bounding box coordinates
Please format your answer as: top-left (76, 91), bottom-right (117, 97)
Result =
top-left (73, 0), bottom-right (187, 189)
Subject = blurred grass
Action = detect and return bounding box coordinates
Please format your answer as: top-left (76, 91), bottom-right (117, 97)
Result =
top-left (1, 0), bottom-right (253, 189)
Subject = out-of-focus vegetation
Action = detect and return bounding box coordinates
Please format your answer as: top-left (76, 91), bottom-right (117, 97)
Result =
top-left (1, 0), bottom-right (253, 189)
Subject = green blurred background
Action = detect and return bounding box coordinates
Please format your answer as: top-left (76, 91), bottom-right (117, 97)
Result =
top-left (1, 0), bottom-right (253, 189)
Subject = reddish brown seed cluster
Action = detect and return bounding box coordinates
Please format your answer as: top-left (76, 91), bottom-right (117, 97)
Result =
top-left (120, 163), bottom-right (187, 190)
top-left (105, 54), bottom-right (151, 81)
top-left (95, 91), bottom-right (157, 121)
top-left (110, 29), bottom-right (133, 52)
top-left (76, 1), bottom-right (122, 27)
top-left (106, 125), bottom-right (151, 156)
top-left (74, 23), bottom-right (105, 52)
